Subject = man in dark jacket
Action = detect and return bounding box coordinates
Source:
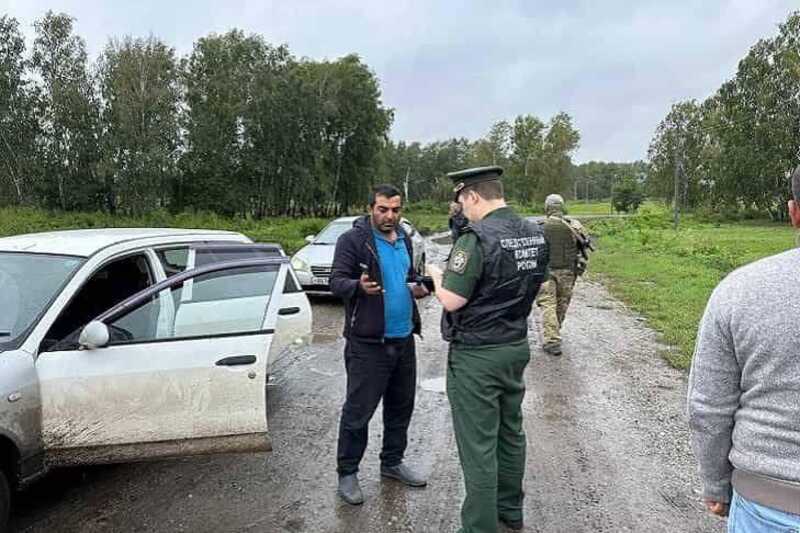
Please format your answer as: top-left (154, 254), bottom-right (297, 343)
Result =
top-left (330, 184), bottom-right (428, 505)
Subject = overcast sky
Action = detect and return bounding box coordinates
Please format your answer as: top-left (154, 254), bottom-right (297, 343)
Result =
top-left (2, 0), bottom-right (797, 162)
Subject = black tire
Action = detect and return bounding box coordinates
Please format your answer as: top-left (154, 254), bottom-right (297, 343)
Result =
top-left (0, 468), bottom-right (9, 533)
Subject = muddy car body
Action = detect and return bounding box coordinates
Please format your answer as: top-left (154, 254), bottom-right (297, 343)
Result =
top-left (0, 229), bottom-right (312, 527)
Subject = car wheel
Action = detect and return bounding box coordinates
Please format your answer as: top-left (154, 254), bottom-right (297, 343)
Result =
top-left (0, 467), bottom-right (9, 531)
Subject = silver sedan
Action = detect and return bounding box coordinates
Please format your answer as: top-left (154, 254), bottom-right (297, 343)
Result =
top-left (291, 216), bottom-right (426, 294)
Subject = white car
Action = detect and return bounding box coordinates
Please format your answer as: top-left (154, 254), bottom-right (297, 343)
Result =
top-left (291, 216), bottom-right (426, 293)
top-left (0, 228), bottom-right (311, 520)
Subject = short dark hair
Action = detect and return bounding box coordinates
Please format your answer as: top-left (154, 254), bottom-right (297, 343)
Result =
top-left (369, 184), bottom-right (402, 206)
top-left (792, 165), bottom-right (800, 203)
top-left (459, 179), bottom-right (504, 201)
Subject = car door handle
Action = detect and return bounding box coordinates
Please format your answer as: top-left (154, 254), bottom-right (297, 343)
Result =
top-left (278, 307), bottom-right (301, 316)
top-left (216, 355), bottom-right (257, 366)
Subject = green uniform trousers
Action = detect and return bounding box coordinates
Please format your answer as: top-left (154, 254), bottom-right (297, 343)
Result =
top-left (447, 339), bottom-right (530, 533)
top-left (536, 268), bottom-right (576, 346)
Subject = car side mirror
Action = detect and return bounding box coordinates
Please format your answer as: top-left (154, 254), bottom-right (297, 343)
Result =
top-left (79, 321), bottom-right (110, 350)
top-left (305, 235), bottom-right (315, 244)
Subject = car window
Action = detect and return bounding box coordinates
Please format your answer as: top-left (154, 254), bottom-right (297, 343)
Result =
top-left (0, 252), bottom-right (85, 351)
top-left (196, 245), bottom-right (301, 293)
top-left (313, 222), bottom-right (352, 245)
top-left (41, 253), bottom-right (153, 352)
top-left (195, 246), bottom-right (281, 266)
top-left (108, 264), bottom-right (280, 343)
top-left (157, 245), bottom-right (299, 293)
top-left (156, 248), bottom-right (189, 276)
top-left (283, 272), bottom-right (301, 293)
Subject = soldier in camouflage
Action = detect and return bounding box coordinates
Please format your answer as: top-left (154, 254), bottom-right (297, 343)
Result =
top-left (536, 194), bottom-right (586, 356)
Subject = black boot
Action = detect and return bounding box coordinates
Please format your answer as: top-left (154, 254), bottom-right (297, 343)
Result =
top-left (499, 516), bottom-right (524, 530)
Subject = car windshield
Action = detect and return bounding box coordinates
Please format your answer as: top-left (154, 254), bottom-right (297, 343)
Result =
top-left (0, 252), bottom-right (85, 351)
top-left (313, 221), bottom-right (352, 245)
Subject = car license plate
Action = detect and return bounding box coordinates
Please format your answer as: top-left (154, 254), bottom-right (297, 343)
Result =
top-left (312, 276), bottom-right (329, 286)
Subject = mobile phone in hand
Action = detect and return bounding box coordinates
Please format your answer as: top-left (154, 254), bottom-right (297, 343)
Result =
top-left (359, 262), bottom-right (371, 279)
top-left (421, 276), bottom-right (435, 292)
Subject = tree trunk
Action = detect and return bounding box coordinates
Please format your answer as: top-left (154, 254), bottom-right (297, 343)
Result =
top-left (0, 130), bottom-right (24, 204)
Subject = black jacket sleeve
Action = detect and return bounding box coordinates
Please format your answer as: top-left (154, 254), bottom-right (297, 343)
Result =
top-left (404, 232), bottom-right (420, 283)
top-left (330, 232), bottom-right (362, 300)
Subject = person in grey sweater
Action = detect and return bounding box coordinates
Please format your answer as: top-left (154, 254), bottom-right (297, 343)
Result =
top-left (688, 167), bottom-right (800, 531)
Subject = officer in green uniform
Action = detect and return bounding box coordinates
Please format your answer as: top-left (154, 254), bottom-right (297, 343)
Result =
top-left (427, 166), bottom-right (548, 533)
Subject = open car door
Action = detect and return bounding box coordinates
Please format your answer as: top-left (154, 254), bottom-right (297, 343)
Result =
top-left (190, 243), bottom-right (312, 353)
top-left (37, 257), bottom-right (289, 465)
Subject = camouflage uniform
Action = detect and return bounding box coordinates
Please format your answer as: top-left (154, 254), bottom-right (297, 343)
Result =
top-left (536, 196), bottom-right (580, 355)
top-left (536, 268), bottom-right (575, 350)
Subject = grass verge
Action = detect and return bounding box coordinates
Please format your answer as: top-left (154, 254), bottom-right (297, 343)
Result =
top-left (586, 208), bottom-right (795, 369)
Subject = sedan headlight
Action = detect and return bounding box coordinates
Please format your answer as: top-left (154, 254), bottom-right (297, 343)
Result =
top-left (291, 255), bottom-right (310, 272)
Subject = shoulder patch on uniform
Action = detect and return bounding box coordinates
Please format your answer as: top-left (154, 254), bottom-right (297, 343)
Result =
top-left (449, 249), bottom-right (469, 274)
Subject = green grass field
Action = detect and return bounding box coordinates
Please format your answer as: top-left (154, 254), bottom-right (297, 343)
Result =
top-left (565, 200), bottom-right (616, 215)
top-left (587, 210), bottom-right (796, 369)
top-left (406, 200), bottom-right (626, 233)
top-left (565, 200), bottom-right (663, 216)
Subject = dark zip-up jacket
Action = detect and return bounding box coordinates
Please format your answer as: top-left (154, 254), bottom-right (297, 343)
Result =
top-left (330, 216), bottom-right (423, 342)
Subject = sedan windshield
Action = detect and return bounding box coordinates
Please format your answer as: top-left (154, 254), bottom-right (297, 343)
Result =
top-left (313, 222), bottom-right (352, 245)
top-left (0, 252), bottom-right (84, 351)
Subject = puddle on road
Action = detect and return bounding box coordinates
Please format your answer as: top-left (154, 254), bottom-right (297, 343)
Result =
top-left (420, 377), bottom-right (446, 393)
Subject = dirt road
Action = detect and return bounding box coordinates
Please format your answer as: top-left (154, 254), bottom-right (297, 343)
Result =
top-left (10, 238), bottom-right (725, 533)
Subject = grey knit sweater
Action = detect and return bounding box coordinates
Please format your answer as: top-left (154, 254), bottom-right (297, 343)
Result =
top-left (687, 247), bottom-right (800, 503)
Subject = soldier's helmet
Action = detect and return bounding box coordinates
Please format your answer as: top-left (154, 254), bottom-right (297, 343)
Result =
top-left (545, 194), bottom-right (565, 214)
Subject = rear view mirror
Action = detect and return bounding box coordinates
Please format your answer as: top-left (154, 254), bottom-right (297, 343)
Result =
top-left (79, 321), bottom-right (110, 350)
top-left (305, 235), bottom-right (315, 244)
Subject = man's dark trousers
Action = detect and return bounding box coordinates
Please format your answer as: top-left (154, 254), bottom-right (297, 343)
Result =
top-left (337, 335), bottom-right (416, 475)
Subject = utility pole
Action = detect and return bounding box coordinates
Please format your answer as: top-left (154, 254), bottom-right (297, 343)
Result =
top-left (610, 174), bottom-right (617, 214)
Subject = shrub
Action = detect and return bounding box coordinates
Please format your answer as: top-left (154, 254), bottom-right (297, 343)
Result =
top-left (612, 178), bottom-right (645, 213)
